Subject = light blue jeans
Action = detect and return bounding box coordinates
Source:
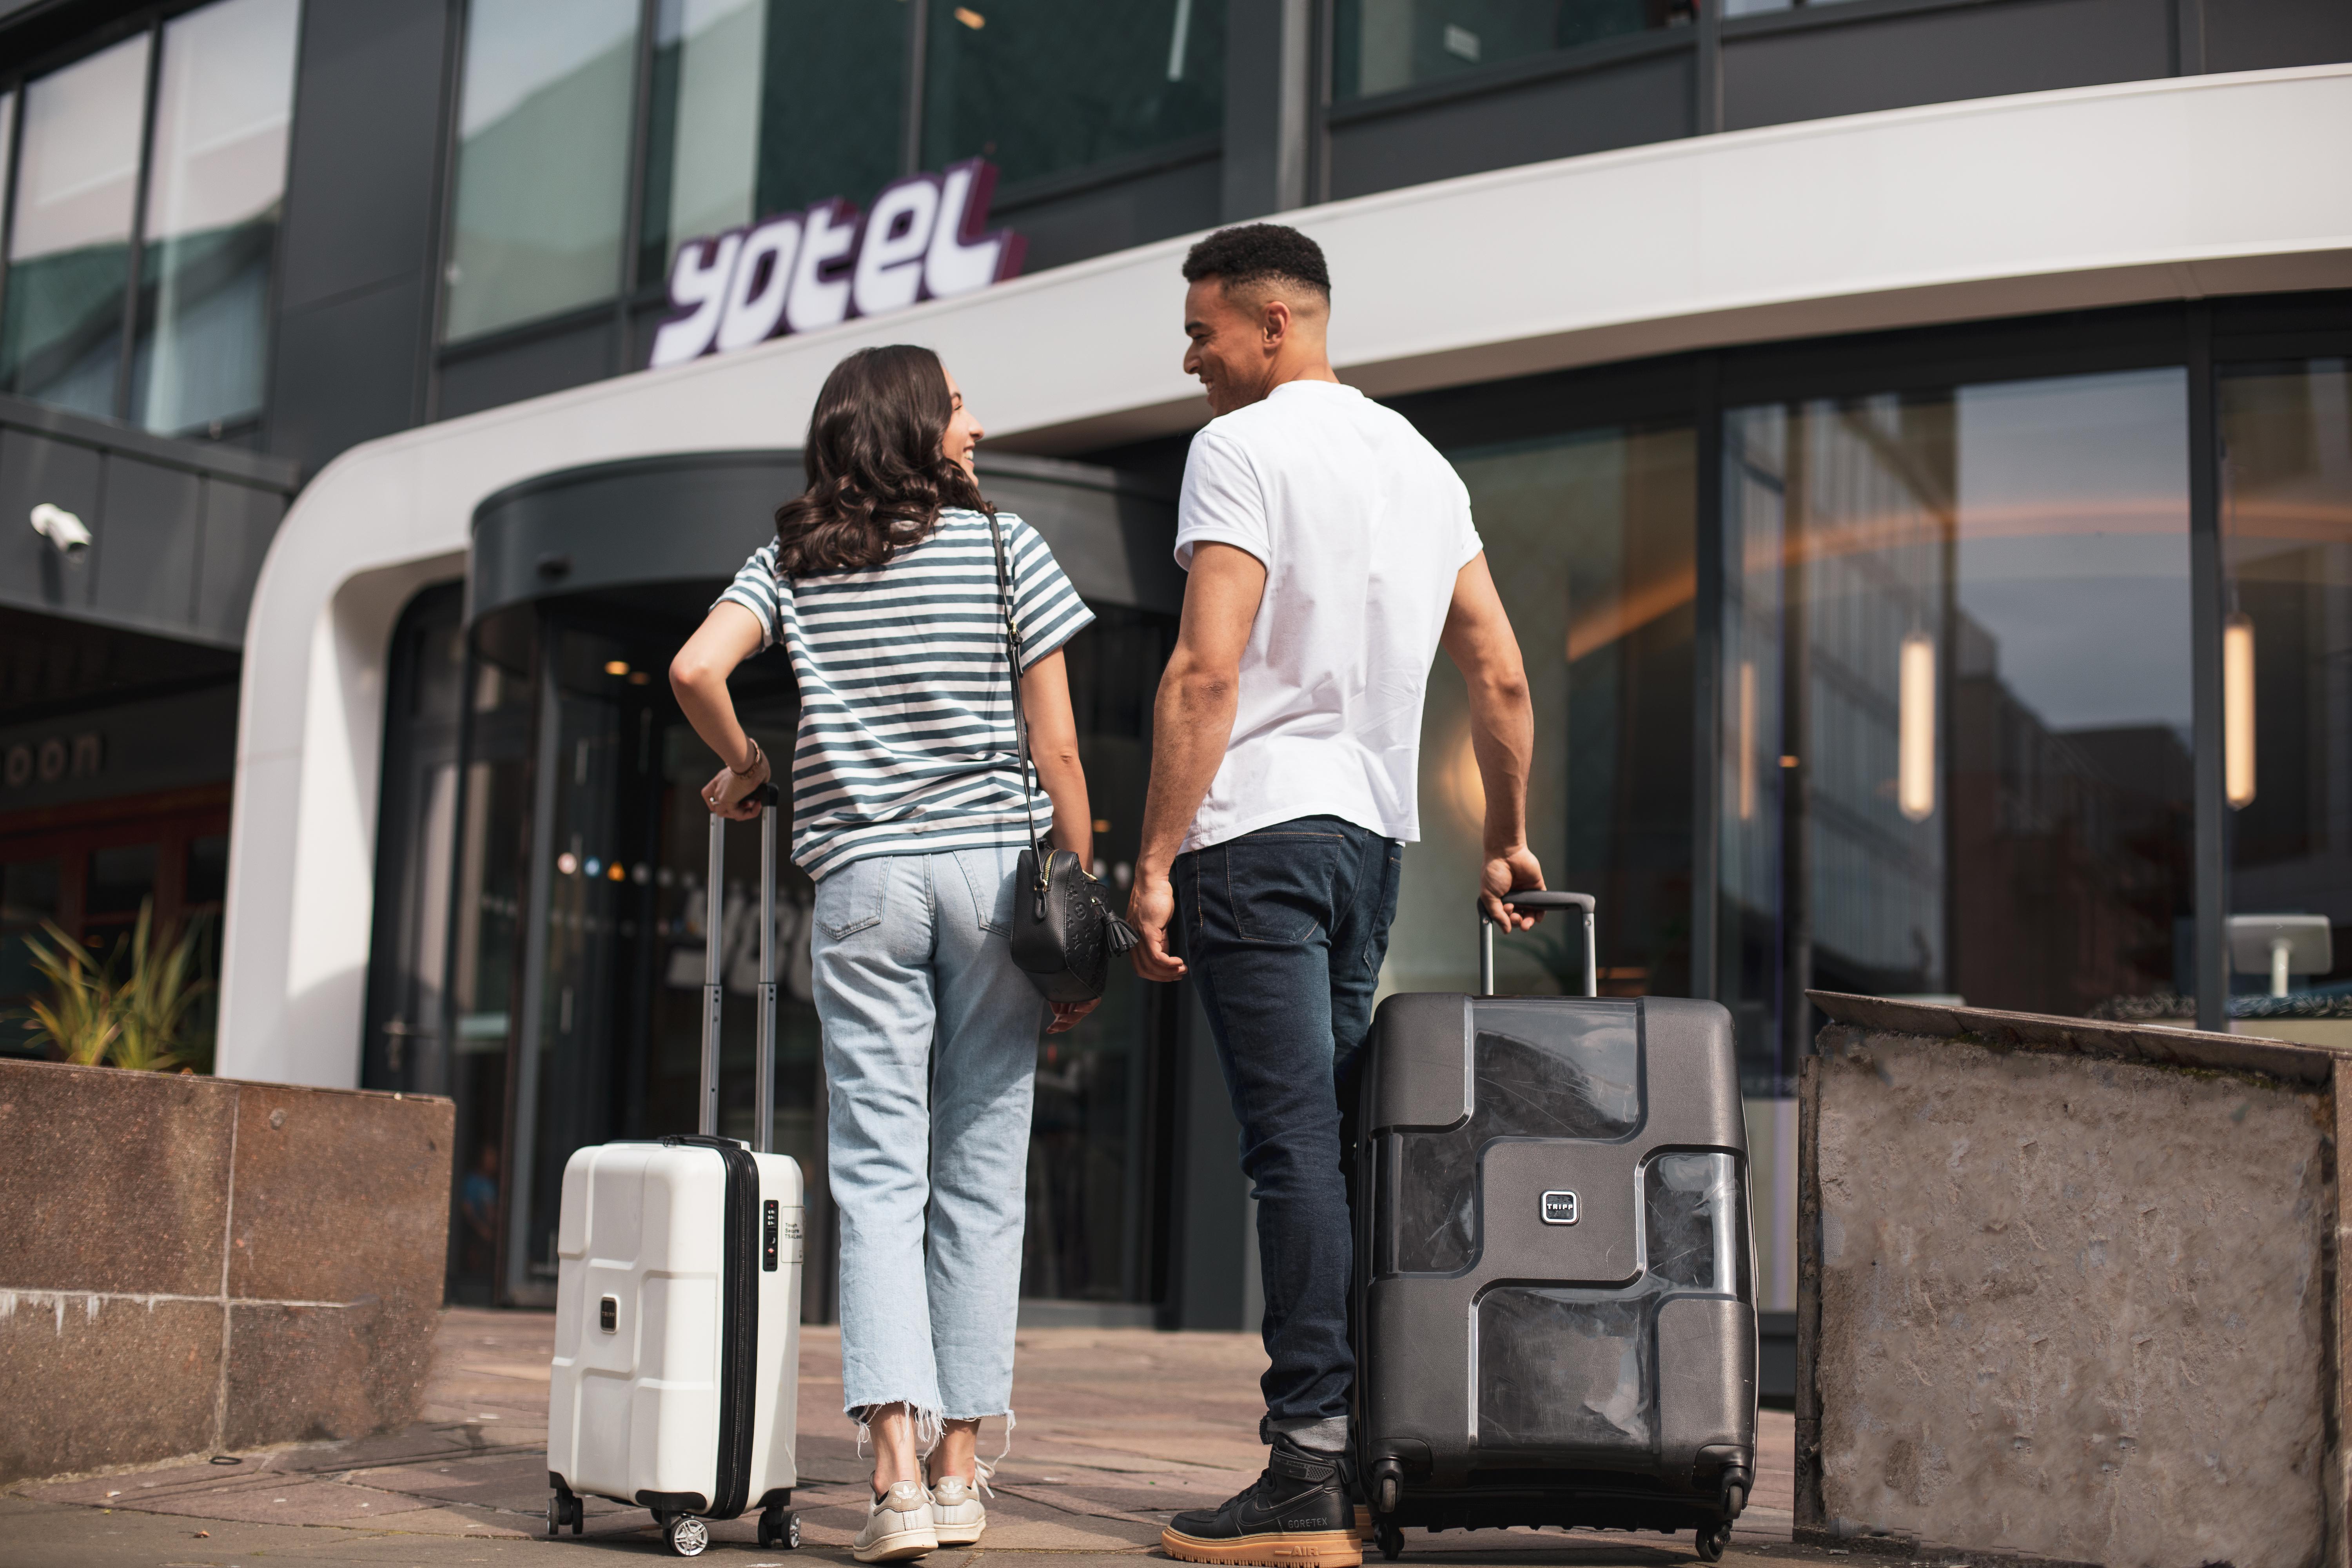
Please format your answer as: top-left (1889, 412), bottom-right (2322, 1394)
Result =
top-left (811, 843), bottom-right (1047, 1426)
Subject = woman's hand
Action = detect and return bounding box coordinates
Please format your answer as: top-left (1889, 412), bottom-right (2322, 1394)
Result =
top-left (701, 746), bottom-right (770, 820)
top-left (1047, 998), bottom-right (1098, 1034)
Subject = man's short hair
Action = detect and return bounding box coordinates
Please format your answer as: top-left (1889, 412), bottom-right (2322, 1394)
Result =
top-left (1181, 223), bottom-right (1331, 303)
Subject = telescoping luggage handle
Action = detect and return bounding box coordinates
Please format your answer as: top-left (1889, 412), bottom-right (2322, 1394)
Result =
top-left (1478, 889), bottom-right (1597, 998)
top-left (702, 782), bottom-right (782, 1150)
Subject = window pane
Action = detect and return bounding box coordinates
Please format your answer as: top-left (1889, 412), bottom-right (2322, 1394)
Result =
top-left (131, 0), bottom-right (300, 437)
top-left (444, 0), bottom-right (638, 342)
top-left (1334, 0), bottom-right (1691, 102)
top-left (2221, 360), bottom-right (2352, 1010)
top-left (1721, 370), bottom-right (2193, 1087)
top-left (1, 857), bottom-right (62, 1054)
top-left (187, 833), bottom-right (229, 909)
top-left (922, 0), bottom-right (1225, 188)
top-left (87, 842), bottom-right (159, 925)
top-left (1388, 423), bottom-right (1696, 1001)
top-left (0, 34), bottom-right (151, 419)
top-left (637, 0), bottom-right (909, 286)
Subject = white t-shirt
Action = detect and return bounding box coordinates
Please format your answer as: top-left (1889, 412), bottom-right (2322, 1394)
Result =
top-left (1173, 379), bottom-right (1482, 853)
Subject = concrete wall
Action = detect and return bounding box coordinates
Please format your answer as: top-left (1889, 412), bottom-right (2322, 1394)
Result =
top-left (0, 1061), bottom-right (452, 1484)
top-left (1795, 993), bottom-right (2347, 1568)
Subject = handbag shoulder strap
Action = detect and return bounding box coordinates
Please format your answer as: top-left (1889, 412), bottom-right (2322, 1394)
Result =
top-left (985, 512), bottom-right (1046, 863)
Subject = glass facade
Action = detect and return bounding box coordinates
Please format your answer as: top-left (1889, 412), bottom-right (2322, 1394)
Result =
top-left (1, 34), bottom-right (150, 420)
top-left (637, 0), bottom-right (910, 289)
top-left (1392, 421), bottom-right (1696, 1000)
top-left (452, 0), bottom-right (1229, 344)
top-left (0, 0), bottom-right (297, 430)
top-left (443, 0), bottom-right (641, 342)
top-left (921, 0), bottom-right (1226, 186)
top-left (132, 0), bottom-right (300, 436)
top-left (1720, 370), bottom-right (2194, 1086)
top-left (2221, 359), bottom-right (2352, 1001)
top-left (1334, 0), bottom-right (1690, 101)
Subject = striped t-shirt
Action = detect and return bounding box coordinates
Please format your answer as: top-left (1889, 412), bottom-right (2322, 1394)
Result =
top-left (718, 508), bottom-right (1094, 880)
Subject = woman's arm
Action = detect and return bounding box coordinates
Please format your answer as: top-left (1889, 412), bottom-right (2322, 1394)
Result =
top-left (671, 601), bottom-right (772, 819)
top-left (1020, 649), bottom-right (1093, 869)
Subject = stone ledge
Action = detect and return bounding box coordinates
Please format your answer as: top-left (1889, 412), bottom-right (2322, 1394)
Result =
top-left (0, 1060), bottom-right (452, 1484)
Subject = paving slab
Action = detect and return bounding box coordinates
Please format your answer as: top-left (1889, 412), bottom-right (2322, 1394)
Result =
top-left (9, 1305), bottom-right (1797, 1567)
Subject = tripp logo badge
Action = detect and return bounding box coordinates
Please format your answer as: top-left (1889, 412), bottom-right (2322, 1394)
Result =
top-left (1541, 1190), bottom-right (1580, 1226)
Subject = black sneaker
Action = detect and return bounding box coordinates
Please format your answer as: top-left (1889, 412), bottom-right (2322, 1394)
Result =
top-left (1161, 1436), bottom-right (1363, 1568)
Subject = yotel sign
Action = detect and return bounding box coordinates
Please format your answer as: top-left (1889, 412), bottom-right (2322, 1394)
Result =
top-left (648, 158), bottom-right (1024, 370)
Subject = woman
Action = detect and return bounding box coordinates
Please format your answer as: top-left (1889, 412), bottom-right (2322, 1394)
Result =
top-left (673, 345), bottom-right (1098, 1563)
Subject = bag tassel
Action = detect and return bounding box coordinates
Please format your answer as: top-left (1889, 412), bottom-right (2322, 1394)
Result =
top-left (1103, 911), bottom-right (1140, 956)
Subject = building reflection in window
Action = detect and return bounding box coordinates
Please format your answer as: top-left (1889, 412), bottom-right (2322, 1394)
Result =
top-left (922, 0), bottom-right (1226, 187)
top-left (1721, 369), bottom-right (2194, 1089)
top-left (1392, 422), bottom-right (1696, 1004)
top-left (131, 0), bottom-right (299, 437)
top-left (443, 0), bottom-right (640, 342)
top-left (1334, 0), bottom-right (1692, 102)
top-left (638, 0), bottom-right (909, 287)
top-left (0, 35), bottom-right (149, 418)
top-left (2221, 359), bottom-right (2352, 1004)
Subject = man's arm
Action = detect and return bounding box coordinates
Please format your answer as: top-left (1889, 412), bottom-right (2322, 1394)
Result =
top-left (1127, 542), bottom-right (1268, 981)
top-left (1440, 552), bottom-right (1546, 931)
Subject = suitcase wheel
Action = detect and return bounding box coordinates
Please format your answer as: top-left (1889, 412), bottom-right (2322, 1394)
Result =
top-left (547, 1487), bottom-right (562, 1541)
top-left (1694, 1519), bottom-right (1732, 1563)
top-left (662, 1513), bottom-right (711, 1557)
top-left (548, 1485), bottom-right (584, 1539)
top-left (1374, 1521), bottom-right (1405, 1561)
top-left (759, 1506), bottom-right (800, 1550)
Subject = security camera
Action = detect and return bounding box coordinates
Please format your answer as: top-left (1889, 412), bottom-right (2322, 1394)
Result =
top-left (30, 503), bottom-right (90, 561)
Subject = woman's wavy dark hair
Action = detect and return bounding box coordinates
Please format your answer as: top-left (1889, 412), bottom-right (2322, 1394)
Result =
top-left (773, 344), bottom-right (988, 577)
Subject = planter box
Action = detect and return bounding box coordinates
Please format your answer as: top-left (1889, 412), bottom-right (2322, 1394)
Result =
top-left (0, 1060), bottom-right (452, 1484)
top-left (1796, 992), bottom-right (2347, 1568)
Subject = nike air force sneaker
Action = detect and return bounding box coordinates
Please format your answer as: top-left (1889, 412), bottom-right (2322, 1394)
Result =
top-left (1160, 1436), bottom-right (1363, 1568)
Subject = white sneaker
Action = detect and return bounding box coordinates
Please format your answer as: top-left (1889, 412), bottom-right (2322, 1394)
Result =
top-left (929, 1475), bottom-right (987, 1546)
top-left (855, 1479), bottom-right (938, 1563)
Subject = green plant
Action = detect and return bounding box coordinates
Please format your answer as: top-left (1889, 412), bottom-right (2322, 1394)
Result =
top-left (115, 903), bottom-right (214, 1073)
top-left (5, 900), bottom-right (214, 1072)
top-left (15, 922), bottom-right (121, 1065)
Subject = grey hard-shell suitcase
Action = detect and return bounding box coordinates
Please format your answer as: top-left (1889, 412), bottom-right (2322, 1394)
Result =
top-left (1352, 891), bottom-right (1756, 1563)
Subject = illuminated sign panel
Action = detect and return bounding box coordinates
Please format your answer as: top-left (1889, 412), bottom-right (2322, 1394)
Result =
top-left (648, 158), bottom-right (1024, 370)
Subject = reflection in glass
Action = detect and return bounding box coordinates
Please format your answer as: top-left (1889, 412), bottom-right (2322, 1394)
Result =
top-left (0, 858), bottom-right (63, 1054)
top-left (131, 0), bottom-right (299, 437)
top-left (638, 0), bottom-right (908, 287)
top-left (1022, 609), bottom-right (1180, 1303)
top-left (1390, 424), bottom-right (1694, 1000)
top-left (2221, 361), bottom-right (2352, 999)
top-left (1334, 0), bottom-right (1691, 101)
top-left (1721, 370), bottom-right (2193, 1087)
top-left (0, 35), bottom-right (151, 418)
top-left (923, 0), bottom-right (1225, 188)
top-left (444, 0), bottom-right (639, 342)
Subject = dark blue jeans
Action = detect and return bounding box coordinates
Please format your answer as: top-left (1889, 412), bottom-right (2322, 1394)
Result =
top-left (1175, 815), bottom-right (1403, 1438)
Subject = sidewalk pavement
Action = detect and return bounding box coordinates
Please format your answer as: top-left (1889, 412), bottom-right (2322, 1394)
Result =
top-left (5, 1308), bottom-right (1808, 1567)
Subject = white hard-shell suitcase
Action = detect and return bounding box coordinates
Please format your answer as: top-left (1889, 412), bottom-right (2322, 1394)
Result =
top-left (549, 786), bottom-right (805, 1558)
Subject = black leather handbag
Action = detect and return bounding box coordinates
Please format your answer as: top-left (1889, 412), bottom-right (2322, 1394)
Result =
top-left (987, 512), bottom-right (1137, 1004)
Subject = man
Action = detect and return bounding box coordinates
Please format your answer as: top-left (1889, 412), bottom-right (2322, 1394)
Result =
top-left (1129, 223), bottom-right (1544, 1568)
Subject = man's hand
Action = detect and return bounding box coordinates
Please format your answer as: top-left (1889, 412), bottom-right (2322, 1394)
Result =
top-left (1127, 870), bottom-right (1186, 981)
top-left (1047, 998), bottom-right (1099, 1034)
top-left (1480, 844), bottom-right (1547, 932)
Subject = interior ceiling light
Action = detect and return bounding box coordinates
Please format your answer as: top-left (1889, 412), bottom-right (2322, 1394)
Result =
top-left (1897, 631), bottom-right (1936, 822)
top-left (954, 6), bottom-right (984, 27)
top-left (2224, 612), bottom-right (2256, 809)
top-left (604, 660), bottom-right (630, 676)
